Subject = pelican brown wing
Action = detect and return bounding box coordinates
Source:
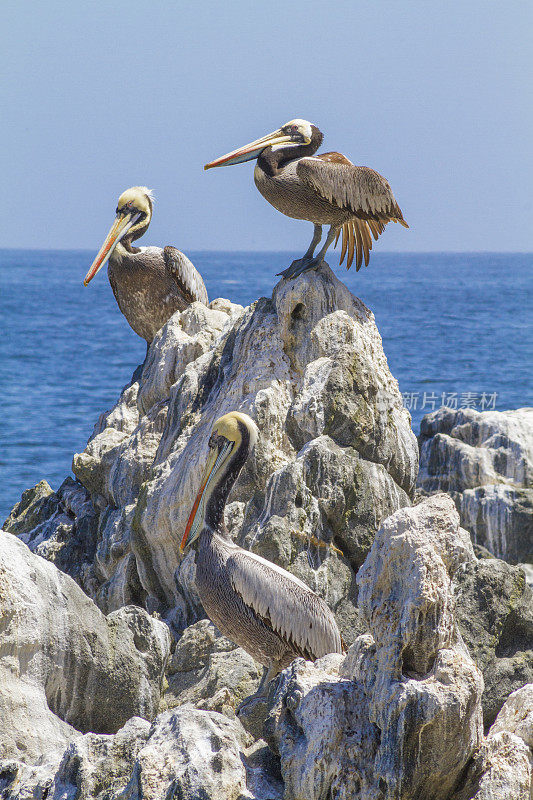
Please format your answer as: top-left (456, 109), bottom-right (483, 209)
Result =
top-left (297, 153), bottom-right (408, 270)
top-left (164, 246), bottom-right (209, 305)
top-left (228, 549), bottom-right (343, 661)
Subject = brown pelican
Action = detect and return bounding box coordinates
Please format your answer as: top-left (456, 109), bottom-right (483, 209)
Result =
top-left (83, 186), bottom-right (208, 342)
top-left (180, 411), bottom-right (343, 687)
top-left (205, 119), bottom-right (408, 278)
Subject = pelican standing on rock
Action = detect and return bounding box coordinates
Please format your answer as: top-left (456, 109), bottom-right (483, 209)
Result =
top-left (205, 120), bottom-right (408, 278)
top-left (180, 411), bottom-right (343, 689)
top-left (83, 187), bottom-right (208, 342)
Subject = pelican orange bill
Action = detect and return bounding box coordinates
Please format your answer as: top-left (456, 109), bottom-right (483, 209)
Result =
top-left (204, 130), bottom-right (293, 170)
top-left (180, 441), bottom-right (234, 551)
top-left (180, 468), bottom-right (211, 552)
top-left (83, 212), bottom-right (140, 286)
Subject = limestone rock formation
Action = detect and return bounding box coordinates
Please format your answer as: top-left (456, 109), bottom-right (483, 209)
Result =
top-left (8, 492), bottom-right (533, 800)
top-left (417, 407), bottom-right (533, 729)
top-left (4, 267), bottom-right (532, 799)
top-left (453, 556), bottom-right (533, 728)
top-left (0, 530), bottom-right (171, 763)
top-left (2, 476), bottom-right (532, 798)
top-left (163, 618), bottom-right (262, 715)
top-left (0, 710), bottom-right (284, 800)
top-left (489, 683), bottom-right (533, 747)
top-left (4, 268), bottom-right (419, 647)
top-left (451, 684), bottom-right (533, 800)
top-left (418, 406), bottom-right (533, 564)
top-left (266, 495), bottom-right (485, 800)
top-left (4, 477), bottom-right (102, 607)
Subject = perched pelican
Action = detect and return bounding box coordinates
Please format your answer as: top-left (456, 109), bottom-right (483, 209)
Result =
top-left (180, 411), bottom-right (343, 686)
top-left (83, 186), bottom-right (208, 342)
top-left (205, 120), bottom-right (408, 278)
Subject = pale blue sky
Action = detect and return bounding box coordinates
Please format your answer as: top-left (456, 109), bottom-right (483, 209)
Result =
top-left (2, 0), bottom-right (532, 252)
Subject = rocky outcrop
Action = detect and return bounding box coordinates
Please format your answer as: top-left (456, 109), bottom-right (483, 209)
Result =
top-left (265, 494), bottom-right (485, 800)
top-left (3, 477), bottom-right (100, 594)
top-left (4, 267), bottom-right (532, 799)
top-left (2, 484), bottom-right (532, 798)
top-left (418, 406), bottom-right (533, 564)
top-left (8, 493), bottom-right (532, 800)
top-left (162, 619), bottom-right (262, 716)
top-left (451, 684), bottom-right (533, 800)
top-left (453, 556), bottom-right (533, 728)
top-left (417, 408), bottom-right (533, 730)
top-left (0, 531), bottom-right (170, 763)
top-left (4, 268), bottom-right (418, 647)
top-left (1, 710), bottom-right (284, 800)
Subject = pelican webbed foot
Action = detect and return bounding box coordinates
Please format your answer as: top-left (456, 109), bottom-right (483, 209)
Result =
top-left (277, 255), bottom-right (326, 280)
top-left (236, 664), bottom-right (278, 716)
top-left (277, 223), bottom-right (337, 279)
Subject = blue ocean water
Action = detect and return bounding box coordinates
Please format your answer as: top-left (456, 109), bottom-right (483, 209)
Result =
top-left (1, 250), bottom-right (531, 522)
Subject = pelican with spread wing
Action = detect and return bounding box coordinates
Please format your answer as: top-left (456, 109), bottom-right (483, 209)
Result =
top-left (180, 411), bottom-right (343, 685)
top-left (205, 119), bottom-right (408, 278)
top-left (83, 186), bottom-right (208, 342)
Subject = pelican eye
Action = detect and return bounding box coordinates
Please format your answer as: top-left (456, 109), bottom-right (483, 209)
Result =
top-left (284, 125), bottom-right (304, 142)
top-left (117, 205), bottom-right (145, 219)
top-left (209, 432), bottom-right (231, 450)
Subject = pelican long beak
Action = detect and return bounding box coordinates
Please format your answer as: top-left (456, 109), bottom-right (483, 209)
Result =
top-left (83, 212), bottom-right (140, 286)
top-left (180, 450), bottom-right (216, 552)
top-left (204, 128), bottom-right (294, 170)
top-left (180, 440), bottom-right (233, 552)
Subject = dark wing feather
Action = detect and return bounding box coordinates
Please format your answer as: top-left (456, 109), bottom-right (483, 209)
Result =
top-left (297, 153), bottom-right (409, 226)
top-left (299, 152), bottom-right (408, 271)
top-left (228, 550), bottom-right (343, 661)
top-left (163, 246), bottom-right (208, 305)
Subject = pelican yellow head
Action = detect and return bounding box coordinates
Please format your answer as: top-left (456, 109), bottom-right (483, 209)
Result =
top-left (180, 411), bottom-right (259, 552)
top-left (83, 186), bottom-right (154, 286)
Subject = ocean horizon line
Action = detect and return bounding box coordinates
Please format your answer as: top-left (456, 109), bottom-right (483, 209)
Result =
top-left (1, 247), bottom-right (532, 256)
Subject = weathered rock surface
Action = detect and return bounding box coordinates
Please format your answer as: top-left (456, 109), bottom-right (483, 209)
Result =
top-left (489, 683), bottom-right (533, 748)
top-left (451, 684), bottom-right (533, 800)
top-left (4, 269), bottom-right (418, 648)
top-left (266, 495), bottom-right (485, 800)
top-left (453, 555), bottom-right (533, 728)
top-left (5, 268), bottom-right (532, 798)
top-left (3, 477), bottom-right (100, 594)
top-left (417, 407), bottom-right (533, 730)
top-left (0, 710), bottom-right (283, 800)
top-left (0, 530), bottom-right (171, 763)
top-left (2, 484), bottom-right (532, 799)
top-left (418, 406), bottom-right (533, 564)
top-left (7, 493), bottom-right (532, 800)
top-left (163, 618), bottom-right (262, 715)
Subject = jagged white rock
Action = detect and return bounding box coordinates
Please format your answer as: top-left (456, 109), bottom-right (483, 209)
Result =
top-left (451, 684), bottom-right (533, 800)
top-left (489, 683), bottom-right (533, 748)
top-left (163, 619), bottom-right (262, 715)
top-left (132, 269), bottom-right (417, 635)
top-left (10, 269), bottom-right (533, 798)
top-left (266, 495), bottom-right (484, 800)
top-left (418, 406), bottom-right (533, 564)
top-left (0, 710), bottom-right (283, 800)
top-left (0, 530), bottom-right (170, 764)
